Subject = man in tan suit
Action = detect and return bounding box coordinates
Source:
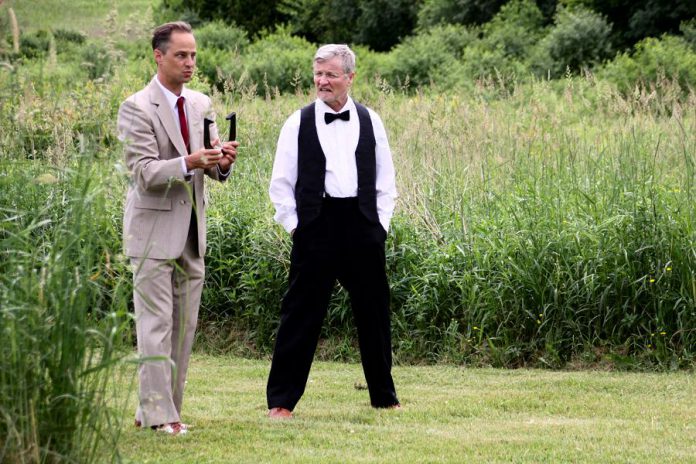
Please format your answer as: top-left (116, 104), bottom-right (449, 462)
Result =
top-left (117, 21), bottom-right (238, 435)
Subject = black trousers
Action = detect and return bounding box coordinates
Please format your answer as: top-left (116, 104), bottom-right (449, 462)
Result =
top-left (266, 197), bottom-right (399, 410)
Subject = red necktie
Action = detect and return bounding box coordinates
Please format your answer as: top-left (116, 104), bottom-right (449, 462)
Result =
top-left (176, 96), bottom-right (190, 153)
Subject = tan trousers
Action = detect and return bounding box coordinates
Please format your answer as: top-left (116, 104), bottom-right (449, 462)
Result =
top-left (131, 228), bottom-right (204, 427)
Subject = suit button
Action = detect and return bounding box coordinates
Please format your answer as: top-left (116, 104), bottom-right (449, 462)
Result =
top-left (180, 200), bottom-right (186, 205)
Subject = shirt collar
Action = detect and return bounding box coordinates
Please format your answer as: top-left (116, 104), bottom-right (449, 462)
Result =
top-left (316, 96), bottom-right (354, 114)
top-left (155, 75), bottom-right (184, 110)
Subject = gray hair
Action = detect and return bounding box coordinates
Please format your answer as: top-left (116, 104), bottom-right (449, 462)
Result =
top-left (314, 44), bottom-right (356, 74)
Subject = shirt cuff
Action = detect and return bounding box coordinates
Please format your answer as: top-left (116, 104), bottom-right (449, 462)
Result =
top-left (180, 157), bottom-right (193, 176)
top-left (277, 214), bottom-right (298, 234)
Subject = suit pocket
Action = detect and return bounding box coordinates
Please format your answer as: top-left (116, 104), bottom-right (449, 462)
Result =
top-left (134, 196), bottom-right (172, 210)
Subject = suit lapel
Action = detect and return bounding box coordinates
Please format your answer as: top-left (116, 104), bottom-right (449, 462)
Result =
top-left (149, 79), bottom-right (189, 157)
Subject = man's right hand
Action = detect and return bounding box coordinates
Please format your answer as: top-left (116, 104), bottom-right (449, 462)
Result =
top-left (185, 148), bottom-right (223, 171)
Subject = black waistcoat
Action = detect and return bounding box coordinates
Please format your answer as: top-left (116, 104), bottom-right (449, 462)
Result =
top-left (295, 101), bottom-right (379, 227)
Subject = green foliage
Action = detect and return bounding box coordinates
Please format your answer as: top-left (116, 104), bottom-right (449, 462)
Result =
top-left (53, 28), bottom-right (87, 44)
top-left (561, 0), bottom-right (696, 48)
top-left (455, 0), bottom-right (546, 82)
top-left (194, 20), bottom-right (249, 87)
top-left (383, 24), bottom-right (476, 88)
top-left (238, 27), bottom-right (315, 94)
top-left (531, 6), bottom-right (613, 78)
top-left (3, 10), bottom-right (696, 380)
top-left (281, 0), bottom-right (420, 52)
top-left (80, 42), bottom-right (114, 80)
top-left (0, 157), bottom-right (131, 462)
top-left (417, 0), bottom-right (508, 29)
top-left (481, 0), bottom-right (546, 59)
top-left (353, 0), bottom-right (421, 51)
top-left (280, 0), bottom-right (361, 45)
top-left (158, 0), bottom-right (287, 36)
top-left (19, 29), bottom-right (51, 59)
top-left (195, 20), bottom-right (249, 52)
top-left (680, 18), bottom-right (696, 50)
top-left (599, 35), bottom-right (696, 93)
top-left (193, 25), bottom-right (315, 94)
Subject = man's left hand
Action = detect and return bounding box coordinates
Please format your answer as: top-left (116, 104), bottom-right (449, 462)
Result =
top-left (216, 139), bottom-right (239, 172)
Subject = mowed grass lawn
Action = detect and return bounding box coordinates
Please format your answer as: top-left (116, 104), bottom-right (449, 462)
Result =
top-left (117, 355), bottom-right (695, 463)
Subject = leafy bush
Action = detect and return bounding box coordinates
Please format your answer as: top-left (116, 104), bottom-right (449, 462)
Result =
top-left (562, 0), bottom-right (696, 48)
top-left (599, 35), bottom-right (696, 93)
top-left (80, 42), bottom-right (114, 80)
top-left (352, 0), bottom-right (420, 52)
top-left (453, 0), bottom-right (545, 82)
top-left (54, 28), bottom-right (86, 45)
top-left (19, 30), bottom-right (50, 59)
top-left (480, 0), bottom-right (545, 59)
top-left (194, 21), bottom-right (249, 88)
top-left (417, 0), bottom-right (508, 29)
top-left (280, 0), bottom-right (361, 46)
top-left (195, 20), bottom-right (249, 52)
top-left (281, 0), bottom-right (418, 52)
top-left (158, 0), bottom-right (287, 36)
top-left (459, 43), bottom-right (529, 83)
top-left (383, 24), bottom-right (476, 88)
top-left (680, 18), bottom-right (696, 50)
top-left (237, 27), bottom-right (315, 94)
top-left (531, 6), bottom-right (613, 78)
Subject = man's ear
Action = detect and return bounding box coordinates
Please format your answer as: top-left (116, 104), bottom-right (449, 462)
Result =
top-left (153, 48), bottom-right (163, 66)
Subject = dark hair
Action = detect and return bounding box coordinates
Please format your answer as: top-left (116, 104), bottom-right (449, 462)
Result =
top-left (152, 21), bottom-right (192, 52)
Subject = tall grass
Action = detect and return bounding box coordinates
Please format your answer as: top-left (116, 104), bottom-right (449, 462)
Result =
top-left (0, 156), bottom-right (133, 462)
top-left (2, 11), bottom-right (694, 463)
top-left (200, 77), bottom-right (696, 369)
top-left (2, 50), bottom-right (695, 378)
top-left (0, 63), bottom-right (133, 461)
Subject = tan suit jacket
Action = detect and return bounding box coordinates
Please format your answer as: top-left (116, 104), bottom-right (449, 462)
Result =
top-left (118, 77), bottom-right (229, 427)
top-left (118, 77), bottom-right (226, 259)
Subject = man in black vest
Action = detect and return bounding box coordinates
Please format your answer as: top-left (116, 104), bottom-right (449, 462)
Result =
top-left (266, 44), bottom-right (400, 419)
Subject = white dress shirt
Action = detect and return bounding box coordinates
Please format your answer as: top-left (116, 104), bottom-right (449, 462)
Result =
top-left (269, 97), bottom-right (397, 233)
top-left (154, 76), bottom-right (230, 178)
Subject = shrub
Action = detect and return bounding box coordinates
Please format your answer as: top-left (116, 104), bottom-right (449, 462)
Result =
top-left (680, 18), bottom-right (696, 50)
top-left (454, 0), bottom-right (545, 82)
top-left (531, 6), bottom-right (613, 78)
top-left (352, 0), bottom-right (420, 52)
top-left (194, 21), bottom-right (249, 88)
top-left (80, 42), bottom-right (114, 80)
top-left (54, 28), bottom-right (86, 45)
top-left (237, 27), bottom-right (315, 94)
top-left (417, 0), bottom-right (508, 29)
top-left (562, 0), bottom-right (696, 48)
top-left (480, 0), bottom-right (546, 59)
top-left (598, 34), bottom-right (696, 93)
top-left (384, 24), bottom-right (476, 88)
top-left (195, 20), bottom-right (249, 52)
top-left (19, 30), bottom-right (50, 59)
top-left (158, 0), bottom-right (287, 37)
top-left (460, 42), bottom-right (529, 82)
top-left (281, 0), bottom-right (418, 52)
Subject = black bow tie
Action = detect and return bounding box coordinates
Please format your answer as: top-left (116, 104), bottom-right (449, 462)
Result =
top-left (324, 110), bottom-right (350, 124)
